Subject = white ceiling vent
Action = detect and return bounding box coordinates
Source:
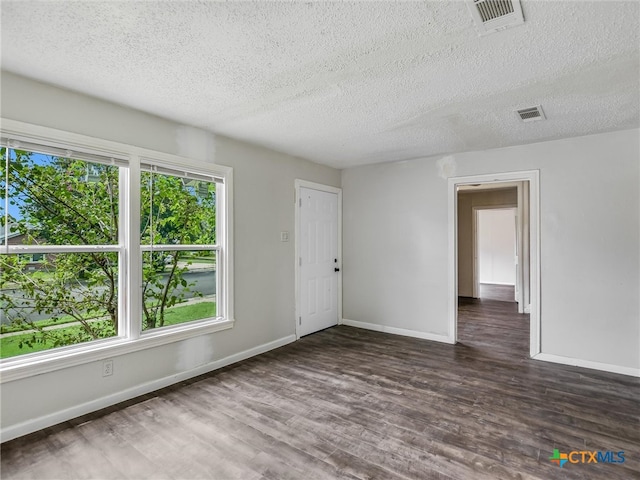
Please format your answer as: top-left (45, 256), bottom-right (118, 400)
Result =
top-left (516, 105), bottom-right (546, 122)
top-left (466, 0), bottom-right (524, 36)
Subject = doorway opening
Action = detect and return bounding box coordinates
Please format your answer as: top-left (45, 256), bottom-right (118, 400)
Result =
top-left (448, 171), bottom-right (540, 357)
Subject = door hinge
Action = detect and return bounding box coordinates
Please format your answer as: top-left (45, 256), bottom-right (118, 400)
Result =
top-left (299, 316), bottom-right (302, 325)
top-left (299, 257), bottom-right (302, 266)
top-left (299, 198), bottom-right (302, 207)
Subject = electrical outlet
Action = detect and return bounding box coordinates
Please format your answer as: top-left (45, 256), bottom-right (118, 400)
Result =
top-left (280, 231), bottom-right (289, 242)
top-left (102, 359), bottom-right (113, 377)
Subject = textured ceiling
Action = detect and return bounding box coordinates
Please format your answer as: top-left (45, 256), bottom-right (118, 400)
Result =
top-left (1, 1), bottom-right (638, 168)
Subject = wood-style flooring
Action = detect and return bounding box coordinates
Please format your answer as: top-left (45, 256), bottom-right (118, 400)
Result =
top-left (478, 283), bottom-right (515, 303)
top-left (2, 300), bottom-right (639, 480)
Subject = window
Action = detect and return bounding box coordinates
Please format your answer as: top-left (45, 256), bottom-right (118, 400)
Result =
top-left (140, 165), bottom-right (220, 332)
top-left (0, 123), bottom-right (232, 375)
top-left (1, 146), bottom-right (123, 358)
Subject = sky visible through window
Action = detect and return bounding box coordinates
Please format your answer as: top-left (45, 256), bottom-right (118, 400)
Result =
top-left (3, 150), bottom-right (52, 225)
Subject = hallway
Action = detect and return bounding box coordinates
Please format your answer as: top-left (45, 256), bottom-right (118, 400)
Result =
top-left (458, 288), bottom-right (528, 357)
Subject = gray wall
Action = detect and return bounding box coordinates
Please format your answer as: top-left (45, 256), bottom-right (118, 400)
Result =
top-left (0, 72), bottom-right (341, 435)
top-left (457, 188), bottom-right (518, 297)
top-left (343, 128), bottom-right (640, 370)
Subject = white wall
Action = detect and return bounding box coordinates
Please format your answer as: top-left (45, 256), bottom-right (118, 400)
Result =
top-left (478, 208), bottom-right (516, 285)
top-left (457, 188), bottom-right (517, 297)
top-left (0, 72), bottom-right (341, 437)
top-left (343, 128), bottom-right (640, 372)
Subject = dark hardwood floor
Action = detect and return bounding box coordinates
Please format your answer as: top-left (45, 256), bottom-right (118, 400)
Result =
top-left (478, 283), bottom-right (516, 303)
top-left (2, 302), bottom-right (639, 479)
top-left (458, 294), bottom-right (528, 357)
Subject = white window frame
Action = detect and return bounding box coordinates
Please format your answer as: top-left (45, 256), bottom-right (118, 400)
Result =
top-left (2, 143), bottom-right (128, 342)
top-left (0, 119), bottom-right (234, 383)
top-left (138, 159), bottom-right (225, 335)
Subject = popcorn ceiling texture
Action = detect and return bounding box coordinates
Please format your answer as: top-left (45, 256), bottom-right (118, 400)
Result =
top-left (1, 1), bottom-right (638, 168)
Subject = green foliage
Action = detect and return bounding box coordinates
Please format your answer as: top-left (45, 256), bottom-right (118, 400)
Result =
top-left (0, 312), bottom-right (98, 334)
top-left (0, 302), bottom-right (216, 359)
top-left (1, 251), bottom-right (118, 349)
top-left (8, 150), bottom-right (119, 245)
top-left (140, 172), bottom-right (216, 330)
top-left (0, 150), bottom-right (217, 355)
top-left (140, 173), bottom-right (216, 245)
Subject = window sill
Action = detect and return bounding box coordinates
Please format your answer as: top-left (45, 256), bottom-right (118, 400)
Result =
top-left (0, 318), bottom-right (235, 383)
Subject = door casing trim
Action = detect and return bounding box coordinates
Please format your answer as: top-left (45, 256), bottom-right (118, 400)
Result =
top-left (448, 170), bottom-right (540, 357)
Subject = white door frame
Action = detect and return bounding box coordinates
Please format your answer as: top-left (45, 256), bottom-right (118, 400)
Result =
top-left (448, 170), bottom-right (540, 357)
top-left (294, 179), bottom-right (342, 340)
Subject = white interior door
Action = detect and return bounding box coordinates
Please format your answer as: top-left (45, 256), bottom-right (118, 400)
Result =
top-left (299, 186), bottom-right (339, 336)
top-left (477, 208), bottom-right (517, 286)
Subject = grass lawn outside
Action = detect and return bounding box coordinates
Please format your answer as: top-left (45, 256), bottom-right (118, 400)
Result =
top-left (1, 333), bottom-right (59, 358)
top-left (158, 301), bottom-right (216, 327)
top-left (0, 321), bottom-right (115, 359)
top-left (0, 301), bottom-right (216, 359)
top-left (0, 314), bottom-right (88, 334)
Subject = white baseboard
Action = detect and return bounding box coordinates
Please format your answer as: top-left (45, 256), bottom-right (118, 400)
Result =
top-left (342, 319), bottom-right (454, 344)
top-left (1, 334), bottom-right (296, 443)
top-left (533, 353), bottom-right (640, 378)
top-left (524, 304), bottom-right (531, 314)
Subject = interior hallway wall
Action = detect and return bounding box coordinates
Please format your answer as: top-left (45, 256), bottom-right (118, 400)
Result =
top-left (342, 128), bottom-right (640, 372)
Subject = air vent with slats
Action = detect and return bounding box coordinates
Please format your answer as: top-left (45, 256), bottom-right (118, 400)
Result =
top-left (475, 0), bottom-right (514, 23)
top-left (516, 105), bottom-right (546, 122)
top-left (466, 0), bottom-right (524, 35)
